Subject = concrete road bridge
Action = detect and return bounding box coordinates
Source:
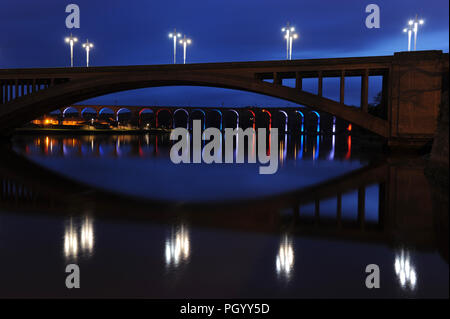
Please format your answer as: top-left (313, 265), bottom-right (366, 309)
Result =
top-left (0, 50), bottom-right (448, 146)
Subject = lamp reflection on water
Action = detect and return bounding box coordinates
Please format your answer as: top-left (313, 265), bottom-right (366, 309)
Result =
top-left (64, 216), bottom-right (95, 259)
top-left (64, 220), bottom-right (78, 258)
top-left (165, 224), bottom-right (191, 267)
top-left (275, 235), bottom-right (294, 280)
top-left (394, 250), bottom-right (417, 291)
top-left (279, 134), bottom-right (288, 166)
top-left (80, 217), bottom-right (94, 254)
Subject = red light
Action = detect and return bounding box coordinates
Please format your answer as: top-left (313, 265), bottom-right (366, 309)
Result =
top-left (345, 136), bottom-right (352, 160)
top-left (347, 124), bottom-right (352, 131)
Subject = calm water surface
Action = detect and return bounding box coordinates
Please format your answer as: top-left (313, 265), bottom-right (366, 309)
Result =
top-left (0, 133), bottom-right (447, 298)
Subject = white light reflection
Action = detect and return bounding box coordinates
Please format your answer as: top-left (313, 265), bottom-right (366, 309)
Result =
top-left (328, 116), bottom-right (336, 160)
top-left (165, 225), bottom-right (190, 267)
top-left (275, 235), bottom-right (294, 280)
top-left (394, 250), bottom-right (417, 291)
top-left (64, 219), bottom-right (78, 258)
top-left (80, 216), bottom-right (94, 254)
top-left (64, 216), bottom-right (95, 259)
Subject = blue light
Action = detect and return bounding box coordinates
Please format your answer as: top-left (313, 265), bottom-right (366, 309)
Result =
top-left (311, 111), bottom-right (320, 133)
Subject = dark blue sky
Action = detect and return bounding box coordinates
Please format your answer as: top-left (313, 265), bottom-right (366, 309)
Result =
top-left (1, 0), bottom-right (448, 107)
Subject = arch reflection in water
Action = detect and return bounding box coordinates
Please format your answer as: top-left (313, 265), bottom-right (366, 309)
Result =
top-left (165, 224), bottom-right (191, 267)
top-left (312, 134), bottom-right (320, 161)
top-left (64, 216), bottom-right (95, 259)
top-left (279, 134), bottom-right (288, 166)
top-left (275, 235), bottom-right (294, 280)
top-left (394, 250), bottom-right (417, 291)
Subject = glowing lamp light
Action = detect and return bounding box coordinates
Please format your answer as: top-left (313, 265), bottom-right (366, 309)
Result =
top-left (179, 35), bottom-right (192, 64)
top-left (281, 22), bottom-right (299, 60)
top-left (404, 15), bottom-right (425, 51)
top-left (168, 29), bottom-right (182, 64)
top-left (65, 33), bottom-right (78, 67)
top-left (82, 40), bottom-right (94, 67)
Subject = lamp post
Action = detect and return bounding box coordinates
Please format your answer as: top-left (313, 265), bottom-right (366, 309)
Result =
top-left (412, 15), bottom-right (425, 51)
top-left (179, 35), bottom-right (192, 64)
top-left (281, 23), bottom-right (293, 60)
top-left (289, 33), bottom-right (298, 60)
top-left (65, 33), bottom-right (78, 67)
top-left (282, 23), bottom-right (298, 60)
top-left (403, 16), bottom-right (424, 51)
top-left (403, 23), bottom-right (413, 51)
top-left (82, 39), bottom-right (94, 67)
top-left (169, 28), bottom-right (182, 64)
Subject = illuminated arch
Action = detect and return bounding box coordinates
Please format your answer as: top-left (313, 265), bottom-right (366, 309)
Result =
top-left (99, 107), bottom-right (114, 115)
top-left (241, 109), bottom-right (256, 129)
top-left (225, 109), bottom-right (240, 129)
top-left (296, 110), bottom-right (305, 132)
top-left (139, 108), bottom-right (154, 116)
top-left (262, 109), bottom-right (272, 129)
top-left (173, 108), bottom-right (189, 129)
top-left (138, 108), bottom-right (154, 127)
top-left (190, 109), bottom-right (206, 130)
top-left (116, 107), bottom-right (131, 122)
top-left (208, 109), bottom-right (223, 130)
top-left (49, 109), bottom-right (62, 116)
top-left (278, 110), bottom-right (288, 132)
top-left (311, 111), bottom-right (321, 133)
top-left (81, 107), bottom-right (97, 120)
top-left (62, 106), bottom-right (80, 118)
top-left (155, 108), bottom-right (172, 128)
top-left (98, 107), bottom-right (115, 122)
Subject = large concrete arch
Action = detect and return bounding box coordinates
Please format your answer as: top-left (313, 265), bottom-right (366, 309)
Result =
top-left (0, 71), bottom-right (388, 136)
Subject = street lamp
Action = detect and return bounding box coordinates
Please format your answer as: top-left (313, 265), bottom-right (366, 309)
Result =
top-left (82, 39), bottom-right (94, 67)
top-left (65, 33), bottom-right (78, 67)
top-left (403, 23), bottom-right (413, 51)
top-left (179, 35), bottom-right (192, 64)
top-left (168, 28), bottom-right (182, 64)
top-left (411, 15), bottom-right (425, 51)
top-left (282, 23), bottom-right (298, 60)
top-left (289, 33), bottom-right (298, 61)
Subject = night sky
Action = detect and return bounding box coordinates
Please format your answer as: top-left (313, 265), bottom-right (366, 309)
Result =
top-left (1, 0), bottom-right (448, 107)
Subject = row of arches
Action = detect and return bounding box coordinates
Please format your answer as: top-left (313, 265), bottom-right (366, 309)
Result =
top-left (52, 106), bottom-right (331, 133)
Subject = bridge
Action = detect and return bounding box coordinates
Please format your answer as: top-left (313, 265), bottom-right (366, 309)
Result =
top-left (0, 50), bottom-right (448, 146)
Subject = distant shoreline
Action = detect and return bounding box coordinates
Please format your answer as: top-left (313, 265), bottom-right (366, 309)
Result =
top-left (13, 127), bottom-right (171, 135)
